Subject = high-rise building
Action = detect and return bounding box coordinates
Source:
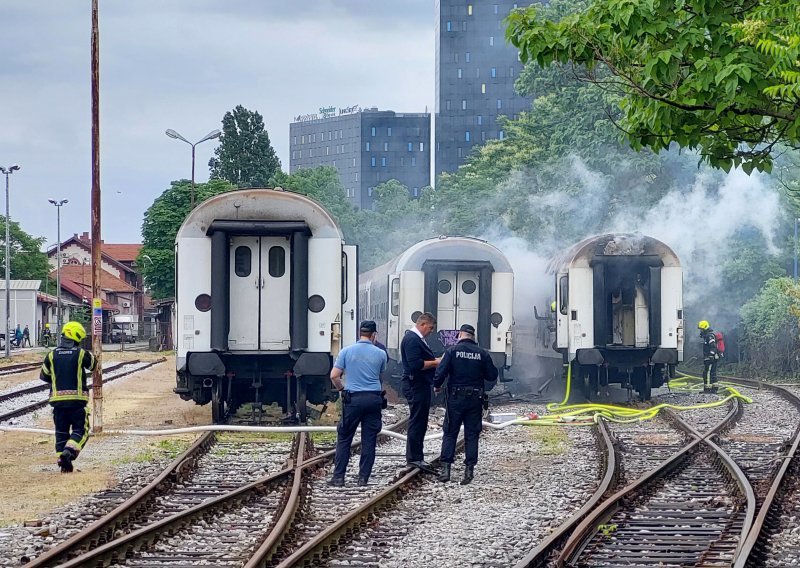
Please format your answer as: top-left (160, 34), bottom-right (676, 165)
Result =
top-left (289, 108), bottom-right (430, 209)
top-left (435, 1), bottom-right (534, 176)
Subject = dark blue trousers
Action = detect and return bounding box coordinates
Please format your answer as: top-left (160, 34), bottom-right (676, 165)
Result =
top-left (441, 393), bottom-right (483, 466)
top-left (333, 391), bottom-right (383, 480)
top-left (402, 378), bottom-right (432, 463)
top-left (53, 404), bottom-right (90, 456)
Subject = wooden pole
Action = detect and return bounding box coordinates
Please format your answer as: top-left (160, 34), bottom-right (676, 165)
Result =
top-left (90, 0), bottom-right (103, 433)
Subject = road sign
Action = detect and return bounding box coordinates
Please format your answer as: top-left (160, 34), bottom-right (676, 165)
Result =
top-left (93, 315), bottom-right (102, 335)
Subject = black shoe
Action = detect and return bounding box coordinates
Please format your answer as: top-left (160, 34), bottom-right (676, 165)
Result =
top-left (437, 463), bottom-right (451, 483)
top-left (408, 460), bottom-right (438, 475)
top-left (327, 476), bottom-right (344, 487)
top-left (461, 465), bottom-right (474, 485)
top-left (357, 477), bottom-right (369, 486)
top-left (58, 449), bottom-right (75, 473)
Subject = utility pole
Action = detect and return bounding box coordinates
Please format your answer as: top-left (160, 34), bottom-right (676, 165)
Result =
top-left (91, 0), bottom-right (103, 433)
top-left (794, 217), bottom-right (798, 283)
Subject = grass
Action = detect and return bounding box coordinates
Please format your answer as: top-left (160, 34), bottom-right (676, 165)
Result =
top-left (529, 426), bottom-right (570, 456)
top-left (112, 438), bottom-right (192, 465)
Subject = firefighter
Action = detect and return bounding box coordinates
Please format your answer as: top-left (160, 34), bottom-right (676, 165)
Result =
top-left (698, 320), bottom-right (719, 392)
top-left (39, 322), bottom-right (96, 473)
top-left (433, 324), bottom-right (498, 485)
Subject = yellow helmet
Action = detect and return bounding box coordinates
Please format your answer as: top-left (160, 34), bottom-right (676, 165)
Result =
top-left (698, 320), bottom-right (710, 330)
top-left (44, 323), bottom-right (50, 328)
top-left (62, 321), bottom-right (87, 343)
top-left (550, 301), bottom-right (557, 312)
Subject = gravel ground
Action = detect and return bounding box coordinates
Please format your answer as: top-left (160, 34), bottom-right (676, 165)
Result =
top-left (325, 403), bottom-right (599, 568)
top-left (0, 447), bottom-right (177, 565)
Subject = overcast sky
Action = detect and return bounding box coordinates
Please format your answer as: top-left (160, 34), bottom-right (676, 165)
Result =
top-left (0, 1), bottom-right (433, 246)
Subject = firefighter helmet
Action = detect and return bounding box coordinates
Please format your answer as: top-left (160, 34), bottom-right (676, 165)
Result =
top-left (550, 301), bottom-right (556, 312)
top-left (698, 320), bottom-right (710, 330)
top-left (62, 321), bottom-right (87, 343)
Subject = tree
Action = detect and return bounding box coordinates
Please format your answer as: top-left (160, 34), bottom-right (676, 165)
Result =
top-left (506, 0), bottom-right (800, 173)
top-left (740, 277), bottom-right (800, 375)
top-left (0, 219), bottom-right (50, 283)
top-left (209, 105), bottom-right (281, 187)
top-left (140, 179), bottom-right (236, 299)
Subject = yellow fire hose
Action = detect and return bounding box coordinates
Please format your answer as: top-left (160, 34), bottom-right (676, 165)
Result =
top-left (514, 364), bottom-right (752, 426)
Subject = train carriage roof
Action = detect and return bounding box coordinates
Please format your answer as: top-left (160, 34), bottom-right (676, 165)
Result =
top-left (175, 188), bottom-right (343, 240)
top-left (549, 233), bottom-right (681, 272)
top-left (361, 236), bottom-right (513, 281)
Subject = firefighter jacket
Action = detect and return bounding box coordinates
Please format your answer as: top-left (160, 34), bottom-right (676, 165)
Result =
top-left (433, 338), bottom-right (499, 390)
top-left (39, 339), bottom-right (96, 406)
top-left (700, 329), bottom-right (719, 361)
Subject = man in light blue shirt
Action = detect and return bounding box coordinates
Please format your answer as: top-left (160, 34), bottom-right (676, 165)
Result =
top-left (328, 320), bottom-right (387, 487)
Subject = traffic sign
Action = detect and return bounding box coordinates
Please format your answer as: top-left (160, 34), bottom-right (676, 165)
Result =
top-left (93, 315), bottom-right (102, 335)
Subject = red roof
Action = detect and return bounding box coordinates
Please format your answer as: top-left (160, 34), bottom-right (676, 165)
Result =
top-left (59, 279), bottom-right (115, 310)
top-left (102, 244), bottom-right (142, 263)
top-left (52, 265), bottom-right (137, 293)
top-left (50, 236), bottom-right (135, 274)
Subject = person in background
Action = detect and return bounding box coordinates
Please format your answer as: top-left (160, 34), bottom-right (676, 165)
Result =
top-left (22, 325), bottom-right (31, 347)
top-left (400, 312), bottom-right (441, 474)
top-left (433, 324), bottom-right (498, 485)
top-left (12, 324), bottom-right (22, 348)
top-left (39, 322), bottom-right (95, 473)
top-left (41, 323), bottom-right (52, 346)
top-left (698, 320), bottom-right (719, 392)
top-left (328, 320), bottom-right (387, 487)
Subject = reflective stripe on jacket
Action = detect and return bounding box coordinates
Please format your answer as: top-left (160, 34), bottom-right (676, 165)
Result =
top-left (41, 346), bottom-right (96, 404)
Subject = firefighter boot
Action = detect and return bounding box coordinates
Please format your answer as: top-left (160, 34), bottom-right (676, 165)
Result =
top-left (58, 448), bottom-right (75, 473)
top-left (437, 463), bottom-right (451, 483)
top-left (460, 465), bottom-right (474, 485)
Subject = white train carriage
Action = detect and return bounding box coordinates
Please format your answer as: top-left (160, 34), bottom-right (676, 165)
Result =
top-left (550, 233), bottom-right (683, 400)
top-left (173, 189), bottom-right (358, 422)
top-left (359, 236), bottom-right (513, 378)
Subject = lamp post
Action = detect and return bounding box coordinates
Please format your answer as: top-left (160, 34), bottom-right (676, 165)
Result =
top-left (48, 199), bottom-right (69, 334)
top-left (795, 217), bottom-right (799, 282)
top-left (0, 164), bottom-right (20, 358)
top-left (165, 129), bottom-right (221, 209)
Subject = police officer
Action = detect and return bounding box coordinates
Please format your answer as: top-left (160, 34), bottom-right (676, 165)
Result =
top-left (328, 321), bottom-right (388, 487)
top-left (433, 323), bottom-right (498, 485)
top-left (39, 322), bottom-right (96, 473)
top-left (698, 320), bottom-right (719, 392)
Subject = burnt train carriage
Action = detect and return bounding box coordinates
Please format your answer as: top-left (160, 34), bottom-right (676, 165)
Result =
top-left (173, 189), bottom-right (358, 422)
top-left (551, 233), bottom-right (683, 400)
top-left (359, 236), bottom-right (513, 377)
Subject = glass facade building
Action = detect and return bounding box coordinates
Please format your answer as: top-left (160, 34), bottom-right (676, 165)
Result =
top-left (435, 0), bottom-right (534, 175)
top-left (289, 108), bottom-right (430, 209)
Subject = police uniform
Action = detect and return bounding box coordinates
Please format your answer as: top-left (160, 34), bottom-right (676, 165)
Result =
top-left (433, 324), bottom-right (498, 484)
top-left (329, 321), bottom-right (387, 486)
top-left (700, 327), bottom-right (719, 389)
top-left (39, 323), bottom-right (96, 473)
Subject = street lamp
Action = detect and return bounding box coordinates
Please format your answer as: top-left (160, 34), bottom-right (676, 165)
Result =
top-left (48, 199), bottom-right (69, 334)
top-left (165, 129), bottom-right (221, 209)
top-left (0, 164), bottom-right (20, 358)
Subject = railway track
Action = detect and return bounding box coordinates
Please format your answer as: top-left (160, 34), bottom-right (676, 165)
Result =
top-left (0, 362), bottom-right (42, 376)
top-left (0, 359), bottom-right (165, 424)
top-left (26, 416), bottom-right (410, 567)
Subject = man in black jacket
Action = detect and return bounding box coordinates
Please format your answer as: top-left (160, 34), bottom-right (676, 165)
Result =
top-left (40, 322), bottom-right (96, 473)
top-left (400, 312), bottom-right (441, 472)
top-left (433, 324), bottom-right (498, 484)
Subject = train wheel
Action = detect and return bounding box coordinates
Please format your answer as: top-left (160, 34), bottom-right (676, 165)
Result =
top-left (297, 379), bottom-right (308, 423)
top-left (212, 379), bottom-right (225, 424)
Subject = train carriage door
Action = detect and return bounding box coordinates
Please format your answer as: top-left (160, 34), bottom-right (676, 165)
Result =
top-left (259, 238), bottom-right (291, 350)
top-left (229, 237), bottom-right (260, 350)
top-left (437, 271), bottom-right (457, 330)
top-left (456, 271), bottom-right (480, 332)
top-left (341, 245), bottom-right (358, 347)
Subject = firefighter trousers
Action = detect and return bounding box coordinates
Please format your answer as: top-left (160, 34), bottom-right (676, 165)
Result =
top-left (703, 359), bottom-right (718, 387)
top-left (53, 404), bottom-right (90, 456)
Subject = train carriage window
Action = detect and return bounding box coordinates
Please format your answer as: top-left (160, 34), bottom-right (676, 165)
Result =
top-left (391, 278), bottom-right (400, 316)
top-left (268, 246), bottom-right (285, 277)
top-left (559, 275), bottom-right (568, 315)
top-left (235, 246), bottom-right (251, 277)
top-left (438, 280), bottom-right (452, 294)
top-left (461, 280), bottom-right (476, 294)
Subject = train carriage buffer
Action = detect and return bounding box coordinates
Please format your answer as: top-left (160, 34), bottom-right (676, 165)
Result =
top-left (187, 352), bottom-right (226, 377)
